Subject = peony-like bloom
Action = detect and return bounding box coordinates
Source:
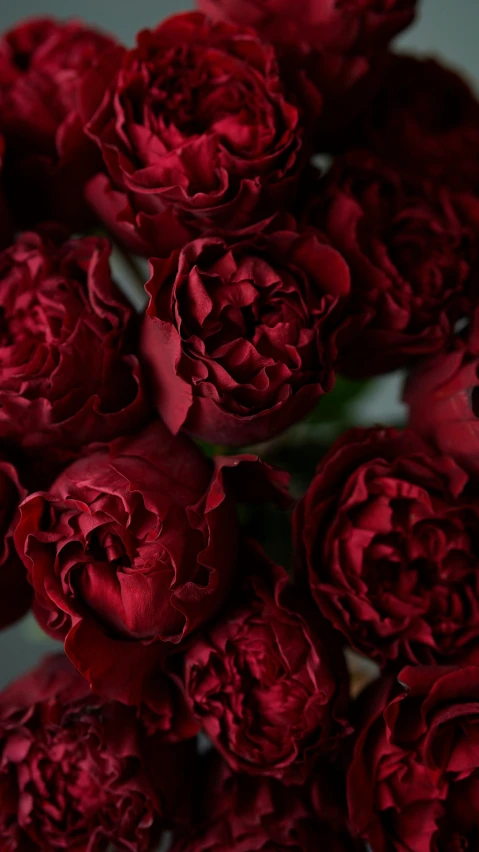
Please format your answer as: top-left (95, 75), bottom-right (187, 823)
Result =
top-left (140, 221), bottom-right (350, 446)
top-left (0, 653), bottom-right (193, 851)
top-left (83, 12), bottom-right (304, 256)
top-left (310, 151), bottom-right (477, 376)
top-left (294, 427), bottom-right (479, 666)
top-left (14, 422), bottom-right (290, 703)
top-left (405, 318), bottom-right (479, 478)
top-left (0, 230), bottom-right (146, 466)
top-left (0, 452), bottom-right (30, 630)
top-left (172, 755), bottom-right (357, 851)
top-left (0, 17), bottom-right (117, 230)
top-left (347, 660), bottom-right (479, 850)
top-left (183, 546), bottom-right (350, 783)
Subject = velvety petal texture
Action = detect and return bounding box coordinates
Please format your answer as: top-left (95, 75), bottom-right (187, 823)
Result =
top-left (294, 427), bottom-right (479, 665)
top-left (0, 452), bottom-right (30, 629)
top-left (140, 221), bottom-right (350, 445)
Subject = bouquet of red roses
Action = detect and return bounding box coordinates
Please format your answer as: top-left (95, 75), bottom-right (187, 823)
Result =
top-left (0, 0), bottom-right (478, 849)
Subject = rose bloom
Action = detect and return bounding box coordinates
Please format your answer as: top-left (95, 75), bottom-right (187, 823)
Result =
top-left (348, 659), bottom-right (479, 850)
top-left (356, 53), bottom-right (479, 192)
top-left (0, 230), bottom-right (146, 466)
top-left (0, 653), bottom-right (193, 852)
top-left (140, 220), bottom-right (350, 446)
top-left (0, 452), bottom-right (30, 630)
top-left (311, 151), bottom-right (477, 376)
top-left (184, 546), bottom-right (350, 783)
top-left (172, 755), bottom-right (357, 851)
top-left (0, 17), bottom-right (117, 230)
top-left (83, 11), bottom-right (304, 256)
top-left (14, 422), bottom-right (290, 703)
top-left (405, 316), bottom-right (479, 478)
top-left (294, 427), bottom-right (479, 666)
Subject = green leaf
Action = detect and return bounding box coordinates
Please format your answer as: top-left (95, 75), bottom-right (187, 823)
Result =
top-left (306, 376), bottom-right (371, 425)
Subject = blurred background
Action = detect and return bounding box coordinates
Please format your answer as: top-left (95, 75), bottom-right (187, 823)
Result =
top-left (0, 0), bottom-right (477, 686)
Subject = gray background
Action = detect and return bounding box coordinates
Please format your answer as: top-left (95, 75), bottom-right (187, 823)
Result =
top-left (0, 0), bottom-right (477, 687)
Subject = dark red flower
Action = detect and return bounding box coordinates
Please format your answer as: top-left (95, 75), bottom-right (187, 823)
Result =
top-left (310, 151), bottom-right (477, 376)
top-left (140, 220), bottom-right (350, 446)
top-left (184, 545), bottom-right (350, 783)
top-left (347, 659), bottom-right (479, 851)
top-left (14, 422), bottom-right (290, 704)
top-left (0, 230), bottom-right (146, 466)
top-left (0, 17), bottom-right (117, 230)
top-left (83, 12), bottom-right (304, 256)
top-left (0, 653), bottom-right (193, 851)
top-left (294, 427), bottom-right (479, 666)
top-left (0, 452), bottom-right (30, 630)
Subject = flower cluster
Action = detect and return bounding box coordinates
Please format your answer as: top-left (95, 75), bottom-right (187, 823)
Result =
top-left (0, 0), bottom-right (477, 849)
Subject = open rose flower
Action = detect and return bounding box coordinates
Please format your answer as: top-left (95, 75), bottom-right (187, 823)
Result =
top-left (83, 12), bottom-right (304, 256)
top-left (184, 546), bottom-right (350, 783)
top-left (0, 653), bottom-right (193, 851)
top-left (0, 230), bottom-right (146, 466)
top-left (140, 221), bottom-right (350, 446)
top-left (14, 422), bottom-right (290, 703)
top-left (348, 660), bottom-right (479, 850)
top-left (0, 17), bottom-right (117, 230)
top-left (310, 151), bottom-right (477, 376)
top-left (294, 427), bottom-right (479, 666)
top-left (0, 452), bottom-right (30, 630)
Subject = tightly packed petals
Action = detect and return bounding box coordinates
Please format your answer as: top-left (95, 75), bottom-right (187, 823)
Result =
top-left (0, 17), bottom-right (116, 229)
top-left (14, 422), bottom-right (290, 703)
top-left (140, 221), bottom-right (350, 445)
top-left (0, 230), bottom-right (146, 466)
top-left (347, 660), bottom-right (479, 850)
top-left (83, 12), bottom-right (304, 256)
top-left (183, 546), bottom-right (350, 783)
top-left (0, 452), bottom-right (30, 629)
top-left (0, 653), bottom-right (193, 851)
top-left (311, 152), bottom-right (477, 376)
top-left (294, 427), bottom-right (479, 666)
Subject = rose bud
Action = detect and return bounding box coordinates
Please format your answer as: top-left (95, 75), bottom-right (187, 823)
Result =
top-left (357, 53), bottom-right (479, 192)
top-left (294, 427), bottom-right (479, 666)
top-left (0, 230), bottom-right (146, 467)
top-left (347, 660), bottom-right (479, 850)
top-left (140, 222), bottom-right (350, 446)
top-left (0, 17), bottom-right (117, 230)
top-left (82, 12), bottom-right (304, 256)
top-left (14, 422), bottom-right (290, 704)
top-left (405, 320), bottom-right (479, 478)
top-left (310, 151), bottom-right (477, 377)
top-left (0, 653), bottom-right (194, 851)
top-left (183, 544), bottom-right (350, 783)
top-left (0, 451), bottom-right (30, 630)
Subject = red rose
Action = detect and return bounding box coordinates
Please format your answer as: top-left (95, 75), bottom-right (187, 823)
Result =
top-left (0, 230), bottom-right (146, 466)
top-left (405, 319), bottom-right (479, 478)
top-left (140, 221), bottom-right (350, 446)
top-left (357, 53), bottom-right (479, 192)
top-left (0, 17), bottom-right (117, 230)
top-left (294, 427), bottom-right (479, 666)
top-left (310, 152), bottom-right (477, 376)
top-left (14, 422), bottom-right (290, 703)
top-left (0, 653), bottom-right (193, 852)
top-left (347, 660), bottom-right (479, 850)
top-left (0, 452), bottom-right (30, 630)
top-left (83, 12), bottom-right (304, 256)
top-left (172, 756), bottom-right (357, 851)
top-left (183, 545), bottom-right (350, 783)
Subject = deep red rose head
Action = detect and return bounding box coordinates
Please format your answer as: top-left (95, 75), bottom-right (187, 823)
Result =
top-left (0, 653), bottom-right (193, 852)
top-left (0, 17), bottom-right (117, 230)
top-left (140, 222), bottom-right (350, 445)
top-left (357, 54), bottom-right (479, 192)
top-left (294, 426), bottom-right (479, 666)
top-left (0, 230), bottom-right (146, 465)
top-left (83, 11), bottom-right (304, 256)
top-left (311, 151), bottom-right (477, 377)
top-left (199, 0), bottom-right (417, 54)
top-left (184, 545), bottom-right (350, 783)
top-left (172, 756), bottom-right (357, 851)
top-left (405, 318), bottom-right (479, 479)
top-left (14, 422), bottom-right (290, 703)
top-left (0, 452), bottom-right (30, 630)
